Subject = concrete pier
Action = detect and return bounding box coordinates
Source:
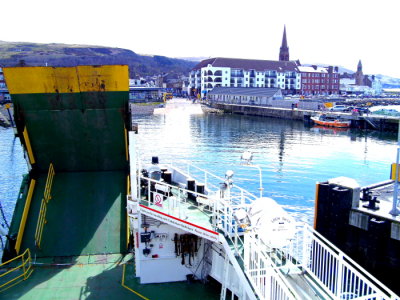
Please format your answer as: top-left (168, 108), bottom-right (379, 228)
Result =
top-left (209, 103), bottom-right (400, 132)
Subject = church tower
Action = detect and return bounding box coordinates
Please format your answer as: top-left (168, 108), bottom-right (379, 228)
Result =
top-left (279, 25), bottom-right (290, 61)
top-left (355, 60), bottom-right (364, 85)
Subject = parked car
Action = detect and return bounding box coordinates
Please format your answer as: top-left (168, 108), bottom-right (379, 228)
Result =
top-left (329, 105), bottom-right (348, 112)
top-left (354, 107), bottom-right (370, 114)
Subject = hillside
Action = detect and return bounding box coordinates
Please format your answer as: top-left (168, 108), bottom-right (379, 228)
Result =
top-left (0, 41), bottom-right (196, 77)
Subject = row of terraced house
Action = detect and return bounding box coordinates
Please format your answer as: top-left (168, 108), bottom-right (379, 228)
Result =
top-left (188, 57), bottom-right (340, 97)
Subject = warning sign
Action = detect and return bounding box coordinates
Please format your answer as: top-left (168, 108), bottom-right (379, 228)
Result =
top-left (153, 192), bottom-right (163, 208)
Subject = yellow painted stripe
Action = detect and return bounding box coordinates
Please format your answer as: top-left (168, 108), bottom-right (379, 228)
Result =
top-left (124, 127), bottom-right (129, 161)
top-left (122, 264), bottom-right (150, 300)
top-left (15, 180), bottom-right (36, 254)
top-left (313, 183), bottom-right (320, 230)
top-left (22, 127), bottom-right (35, 165)
top-left (127, 212), bottom-right (130, 249)
top-left (126, 175), bottom-right (130, 249)
top-left (391, 163), bottom-right (400, 181)
top-left (4, 65), bottom-right (129, 94)
top-left (4, 67), bottom-right (80, 94)
top-left (76, 65), bottom-right (129, 92)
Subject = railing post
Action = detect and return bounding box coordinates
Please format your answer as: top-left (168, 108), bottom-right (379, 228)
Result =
top-left (335, 253), bottom-right (344, 299)
top-left (178, 188), bottom-right (181, 219)
top-left (21, 254), bottom-right (26, 280)
top-left (147, 180), bottom-right (151, 206)
top-left (234, 223), bottom-right (238, 256)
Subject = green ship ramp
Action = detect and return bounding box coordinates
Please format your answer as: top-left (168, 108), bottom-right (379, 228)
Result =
top-left (3, 65), bottom-right (130, 259)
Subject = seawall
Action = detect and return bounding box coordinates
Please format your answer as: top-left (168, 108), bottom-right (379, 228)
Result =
top-left (210, 103), bottom-right (306, 120)
top-left (209, 102), bottom-right (400, 132)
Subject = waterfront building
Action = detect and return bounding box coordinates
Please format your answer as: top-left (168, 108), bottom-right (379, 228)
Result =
top-left (189, 57), bottom-right (301, 96)
top-left (340, 60), bottom-right (383, 96)
top-left (129, 87), bottom-right (163, 102)
top-left (340, 77), bottom-right (382, 96)
top-left (207, 87), bottom-right (283, 106)
top-left (298, 65), bottom-right (340, 95)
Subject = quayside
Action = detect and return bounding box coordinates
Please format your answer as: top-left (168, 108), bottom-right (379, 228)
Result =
top-left (1, 65), bottom-right (399, 300)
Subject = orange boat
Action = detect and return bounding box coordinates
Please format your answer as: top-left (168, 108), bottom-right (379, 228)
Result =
top-left (311, 114), bottom-right (351, 128)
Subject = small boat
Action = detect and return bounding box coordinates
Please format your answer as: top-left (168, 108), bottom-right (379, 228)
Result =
top-left (311, 113), bottom-right (351, 128)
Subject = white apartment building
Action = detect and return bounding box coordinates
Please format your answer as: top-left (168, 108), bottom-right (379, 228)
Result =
top-left (189, 57), bottom-right (301, 96)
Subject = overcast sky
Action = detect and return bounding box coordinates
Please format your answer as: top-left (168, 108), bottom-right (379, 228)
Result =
top-left (2, 0), bottom-right (399, 77)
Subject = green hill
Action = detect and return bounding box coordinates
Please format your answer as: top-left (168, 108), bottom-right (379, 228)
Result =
top-left (0, 41), bottom-right (196, 76)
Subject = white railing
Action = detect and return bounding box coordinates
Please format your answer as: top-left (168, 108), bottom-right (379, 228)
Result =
top-left (136, 160), bottom-right (399, 300)
top-left (244, 224), bottom-right (399, 300)
top-left (300, 226), bottom-right (399, 300)
top-left (172, 161), bottom-right (258, 206)
top-left (244, 232), bottom-right (300, 300)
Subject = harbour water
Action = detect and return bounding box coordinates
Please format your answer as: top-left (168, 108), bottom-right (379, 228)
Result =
top-left (0, 108), bottom-right (397, 234)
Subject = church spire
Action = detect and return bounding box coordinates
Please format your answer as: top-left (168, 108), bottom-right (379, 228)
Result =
top-left (279, 25), bottom-right (290, 61)
top-left (357, 60), bottom-right (362, 72)
top-left (355, 59), bottom-right (364, 86)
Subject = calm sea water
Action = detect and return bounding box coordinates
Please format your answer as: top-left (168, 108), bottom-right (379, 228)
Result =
top-left (0, 128), bottom-right (27, 241)
top-left (0, 112), bottom-right (397, 235)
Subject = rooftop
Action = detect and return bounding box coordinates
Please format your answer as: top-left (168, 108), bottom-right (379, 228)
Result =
top-left (298, 66), bottom-right (329, 73)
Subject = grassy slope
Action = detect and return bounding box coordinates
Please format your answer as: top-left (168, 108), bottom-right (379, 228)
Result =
top-left (0, 41), bottom-right (196, 76)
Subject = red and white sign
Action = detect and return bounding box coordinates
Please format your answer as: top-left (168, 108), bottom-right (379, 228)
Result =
top-left (140, 204), bottom-right (219, 242)
top-left (153, 192), bottom-right (163, 208)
